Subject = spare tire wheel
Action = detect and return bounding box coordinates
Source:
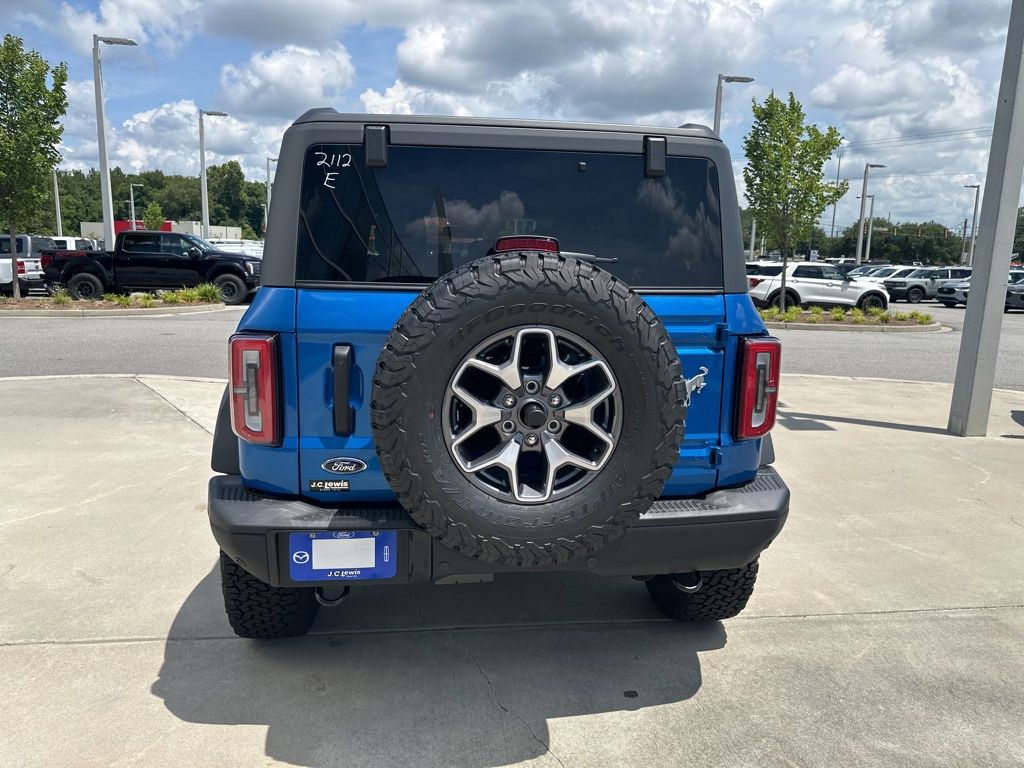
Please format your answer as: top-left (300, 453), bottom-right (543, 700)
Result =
top-left (371, 253), bottom-right (687, 568)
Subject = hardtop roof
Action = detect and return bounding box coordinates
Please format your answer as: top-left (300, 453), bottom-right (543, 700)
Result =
top-left (291, 107), bottom-right (719, 141)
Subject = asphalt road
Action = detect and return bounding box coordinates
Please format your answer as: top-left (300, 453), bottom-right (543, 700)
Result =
top-left (1, 302), bottom-right (1022, 390)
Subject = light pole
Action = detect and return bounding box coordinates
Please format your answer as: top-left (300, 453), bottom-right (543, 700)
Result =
top-left (713, 74), bottom-right (755, 135)
top-left (52, 169), bottom-right (62, 237)
top-left (854, 163), bottom-right (886, 265)
top-left (129, 183), bottom-right (143, 230)
top-left (748, 218), bottom-right (757, 259)
top-left (965, 184), bottom-right (981, 266)
top-left (829, 140), bottom-right (847, 237)
top-left (265, 156), bottom-right (278, 235)
top-left (92, 34), bottom-right (137, 249)
top-left (863, 195), bottom-right (876, 262)
top-left (199, 109), bottom-right (228, 239)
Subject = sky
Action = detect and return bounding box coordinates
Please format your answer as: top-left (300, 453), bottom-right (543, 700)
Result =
top-left (3, 0), bottom-right (1018, 234)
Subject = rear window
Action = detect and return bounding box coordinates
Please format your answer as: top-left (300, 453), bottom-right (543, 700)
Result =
top-left (296, 144), bottom-right (724, 288)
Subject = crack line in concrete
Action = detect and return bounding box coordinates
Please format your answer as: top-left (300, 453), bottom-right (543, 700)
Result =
top-left (463, 640), bottom-right (567, 768)
top-left (3, 602), bottom-right (1023, 649)
top-left (132, 376), bottom-right (213, 436)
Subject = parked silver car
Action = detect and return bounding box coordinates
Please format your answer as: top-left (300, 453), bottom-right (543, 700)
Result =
top-left (884, 266), bottom-right (972, 303)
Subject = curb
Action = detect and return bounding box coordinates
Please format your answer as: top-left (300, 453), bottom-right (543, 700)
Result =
top-left (763, 321), bottom-right (943, 333)
top-left (0, 304), bottom-right (236, 318)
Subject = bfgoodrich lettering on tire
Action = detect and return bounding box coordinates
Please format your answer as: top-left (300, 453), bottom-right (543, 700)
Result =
top-left (371, 253), bottom-right (687, 568)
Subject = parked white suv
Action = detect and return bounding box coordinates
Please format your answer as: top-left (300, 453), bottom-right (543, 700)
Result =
top-left (748, 261), bottom-right (889, 310)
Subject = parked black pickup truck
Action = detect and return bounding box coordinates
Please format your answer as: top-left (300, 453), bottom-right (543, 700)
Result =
top-left (40, 230), bottom-right (261, 304)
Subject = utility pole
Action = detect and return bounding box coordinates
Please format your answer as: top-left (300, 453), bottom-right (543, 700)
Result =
top-left (52, 169), bottom-right (62, 237)
top-left (961, 216), bottom-right (970, 263)
top-left (949, 0), bottom-right (1024, 436)
top-left (748, 218), bottom-right (757, 260)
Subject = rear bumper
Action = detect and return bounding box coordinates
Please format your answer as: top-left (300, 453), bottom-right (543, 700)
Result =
top-left (208, 467), bottom-right (790, 587)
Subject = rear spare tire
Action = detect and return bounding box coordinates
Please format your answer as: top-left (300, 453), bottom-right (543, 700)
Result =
top-left (372, 253), bottom-right (687, 568)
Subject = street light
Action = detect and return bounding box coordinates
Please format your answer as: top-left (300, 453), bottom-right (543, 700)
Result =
top-left (713, 74), bottom-right (755, 135)
top-left (862, 194), bottom-right (876, 262)
top-left (965, 184), bottom-right (981, 266)
top-left (830, 139), bottom-right (848, 238)
top-left (129, 183), bottom-right (143, 230)
top-left (53, 169), bottom-right (62, 237)
top-left (265, 156), bottom-right (278, 235)
top-left (199, 109), bottom-right (228, 239)
top-left (93, 34), bottom-right (138, 249)
top-left (854, 163), bottom-right (886, 265)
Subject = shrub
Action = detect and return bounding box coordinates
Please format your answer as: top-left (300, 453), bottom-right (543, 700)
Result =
top-left (195, 283), bottom-right (222, 303)
top-left (850, 308), bottom-right (866, 325)
top-left (867, 306), bottom-right (887, 318)
top-left (805, 314), bottom-right (821, 323)
top-left (782, 306), bottom-right (802, 323)
top-left (809, 305), bottom-right (825, 317)
top-left (51, 288), bottom-right (72, 306)
top-left (910, 311), bottom-right (933, 325)
top-left (762, 306), bottom-right (780, 321)
top-left (160, 290), bottom-right (182, 305)
top-left (137, 293), bottom-right (156, 308)
top-left (103, 292), bottom-right (131, 307)
top-left (875, 311), bottom-right (891, 324)
top-left (893, 311), bottom-right (910, 322)
top-left (176, 287), bottom-right (203, 303)
top-left (831, 307), bottom-right (846, 322)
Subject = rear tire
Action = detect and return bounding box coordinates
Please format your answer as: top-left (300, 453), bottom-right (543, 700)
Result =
top-left (906, 287), bottom-right (925, 304)
top-left (768, 291), bottom-right (800, 310)
top-left (939, 301), bottom-right (956, 308)
top-left (646, 560), bottom-right (759, 621)
top-left (213, 274), bottom-right (247, 305)
top-left (67, 272), bottom-right (104, 301)
top-left (219, 551), bottom-right (319, 638)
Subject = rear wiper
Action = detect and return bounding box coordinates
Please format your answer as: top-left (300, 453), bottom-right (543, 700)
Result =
top-left (562, 251), bottom-right (619, 264)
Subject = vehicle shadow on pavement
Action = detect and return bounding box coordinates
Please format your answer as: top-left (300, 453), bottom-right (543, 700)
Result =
top-left (777, 408), bottom-right (949, 436)
top-left (153, 564), bottom-right (726, 768)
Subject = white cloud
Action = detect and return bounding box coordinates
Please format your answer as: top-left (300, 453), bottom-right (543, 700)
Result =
top-left (218, 43), bottom-right (356, 119)
top-left (56, 0), bottom-right (201, 54)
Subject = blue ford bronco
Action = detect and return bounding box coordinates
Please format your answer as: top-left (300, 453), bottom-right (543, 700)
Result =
top-left (208, 110), bottom-right (789, 638)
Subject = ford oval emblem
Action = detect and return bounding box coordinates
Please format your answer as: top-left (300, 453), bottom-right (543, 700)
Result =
top-left (321, 457), bottom-right (368, 475)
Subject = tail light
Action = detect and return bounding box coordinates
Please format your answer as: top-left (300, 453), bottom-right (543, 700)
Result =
top-left (229, 333), bottom-right (280, 445)
top-left (16, 260), bottom-right (25, 274)
top-left (493, 236), bottom-right (559, 253)
top-left (749, 277), bottom-right (764, 288)
top-left (40, 254), bottom-right (53, 269)
top-left (735, 337), bottom-right (781, 440)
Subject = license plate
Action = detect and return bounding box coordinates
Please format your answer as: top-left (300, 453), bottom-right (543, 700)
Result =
top-left (288, 530), bottom-right (397, 581)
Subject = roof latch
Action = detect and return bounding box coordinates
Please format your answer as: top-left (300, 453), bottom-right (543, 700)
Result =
top-left (644, 136), bottom-right (666, 177)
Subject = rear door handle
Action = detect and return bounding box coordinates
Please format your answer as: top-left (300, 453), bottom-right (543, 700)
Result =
top-left (333, 345), bottom-right (354, 436)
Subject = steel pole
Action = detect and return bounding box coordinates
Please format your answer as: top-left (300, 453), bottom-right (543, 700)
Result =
top-left (864, 196), bottom-right (876, 262)
top-left (52, 169), bottom-right (62, 237)
top-left (854, 165), bottom-right (870, 265)
top-left (713, 75), bottom-right (724, 135)
top-left (968, 185), bottom-right (981, 266)
top-left (949, 0), bottom-right (1024, 436)
top-left (748, 218), bottom-right (757, 259)
top-left (265, 157), bottom-right (271, 234)
top-left (199, 112), bottom-right (209, 239)
top-left (92, 36), bottom-right (114, 249)
top-left (129, 184), bottom-right (136, 230)
top-left (830, 153), bottom-right (842, 237)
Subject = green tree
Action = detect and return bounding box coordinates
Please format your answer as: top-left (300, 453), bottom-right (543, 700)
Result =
top-left (743, 92), bottom-right (847, 309)
top-left (0, 35), bottom-right (67, 297)
top-left (143, 201), bottom-right (165, 230)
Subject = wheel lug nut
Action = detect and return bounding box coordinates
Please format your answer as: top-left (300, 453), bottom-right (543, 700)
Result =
top-left (525, 381), bottom-right (540, 394)
top-left (547, 420), bottom-right (561, 433)
top-left (524, 433), bottom-right (539, 447)
top-left (549, 394), bottom-right (562, 407)
top-left (501, 420), bottom-right (516, 433)
top-left (503, 395), bottom-right (517, 408)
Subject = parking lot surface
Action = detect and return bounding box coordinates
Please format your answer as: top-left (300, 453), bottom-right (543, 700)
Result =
top-left (2, 374), bottom-right (1022, 767)
top-left (2, 302), bottom-right (1022, 390)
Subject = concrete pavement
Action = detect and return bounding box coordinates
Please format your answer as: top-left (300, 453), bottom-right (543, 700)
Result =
top-left (1, 374), bottom-right (1023, 767)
